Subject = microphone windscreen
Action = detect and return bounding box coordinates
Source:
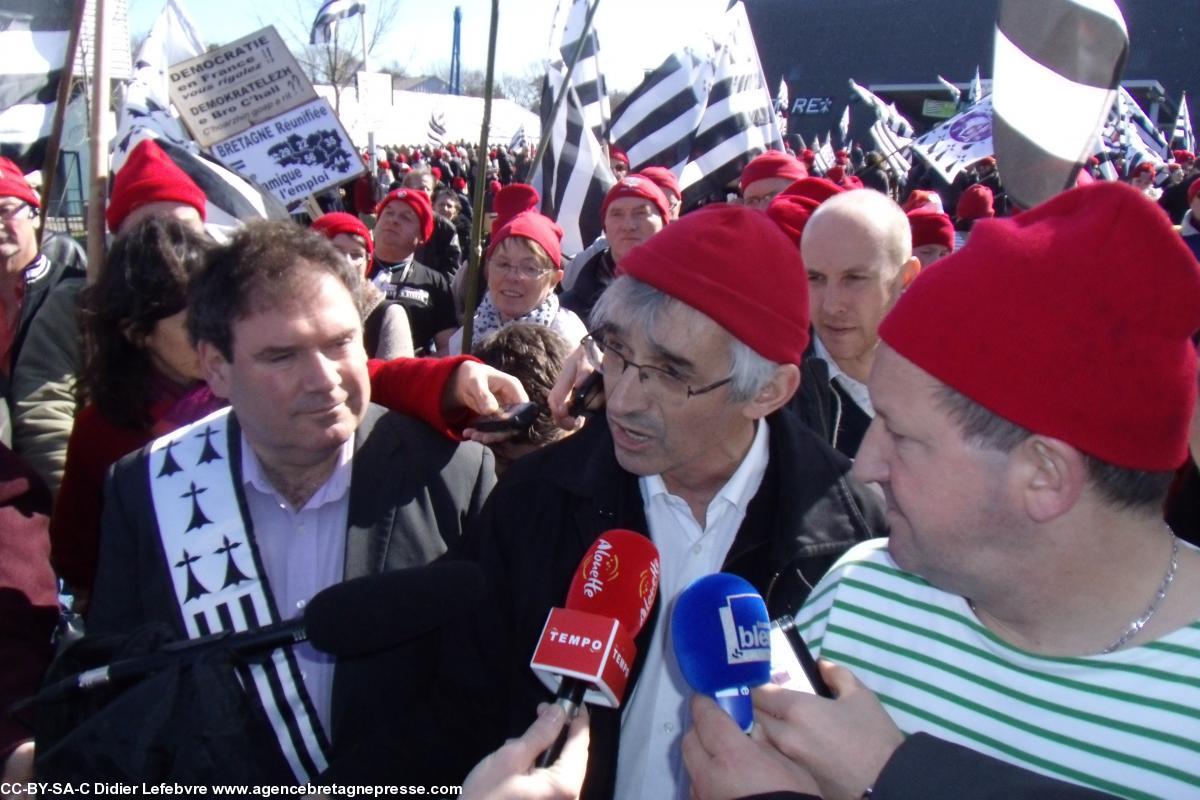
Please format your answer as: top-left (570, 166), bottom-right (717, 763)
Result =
top-left (564, 529), bottom-right (660, 637)
top-left (671, 573), bottom-right (772, 695)
top-left (305, 560), bottom-right (483, 657)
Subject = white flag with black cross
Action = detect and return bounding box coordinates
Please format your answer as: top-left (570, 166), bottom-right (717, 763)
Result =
top-left (991, 0), bottom-right (1128, 208)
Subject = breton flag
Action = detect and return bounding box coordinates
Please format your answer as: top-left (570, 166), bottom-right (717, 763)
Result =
top-left (910, 96), bottom-right (994, 183)
top-left (1172, 91), bottom-right (1194, 154)
top-left (774, 76), bottom-right (788, 124)
top-left (310, 0), bottom-right (366, 46)
top-left (847, 80), bottom-right (914, 178)
top-left (966, 66), bottom-right (984, 106)
top-left (113, 0), bottom-right (287, 237)
top-left (509, 124), bottom-right (528, 153)
top-left (608, 1), bottom-right (782, 209)
top-left (991, 0), bottom-right (1128, 208)
top-left (428, 109), bottom-right (447, 146)
top-left (816, 133), bottom-right (835, 174)
top-left (1109, 87), bottom-right (1164, 173)
top-left (837, 103), bottom-right (850, 144)
top-left (0, 0), bottom-right (75, 169)
top-left (548, 0), bottom-right (610, 142)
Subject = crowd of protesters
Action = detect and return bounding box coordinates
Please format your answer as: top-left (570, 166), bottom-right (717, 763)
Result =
top-left (0, 111), bottom-right (1197, 800)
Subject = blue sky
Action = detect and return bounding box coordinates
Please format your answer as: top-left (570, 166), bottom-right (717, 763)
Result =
top-left (127, 0), bottom-right (732, 91)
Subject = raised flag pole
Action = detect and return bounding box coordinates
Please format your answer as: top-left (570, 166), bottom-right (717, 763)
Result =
top-left (520, 0), bottom-right (602, 183)
top-left (87, 0), bottom-right (111, 281)
top-left (460, 0), bottom-right (500, 355)
top-left (37, 0), bottom-right (88, 247)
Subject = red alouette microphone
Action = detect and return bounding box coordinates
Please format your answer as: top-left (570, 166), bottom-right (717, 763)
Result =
top-left (529, 529), bottom-right (660, 767)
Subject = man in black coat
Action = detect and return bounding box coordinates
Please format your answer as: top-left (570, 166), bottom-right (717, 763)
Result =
top-left (448, 205), bottom-right (885, 799)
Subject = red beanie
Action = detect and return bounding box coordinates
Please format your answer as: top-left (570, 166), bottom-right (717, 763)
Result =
top-left (375, 188), bottom-right (434, 242)
top-left (486, 211), bottom-right (564, 270)
top-left (800, 149), bottom-right (815, 165)
top-left (0, 157), bottom-right (39, 208)
top-left (106, 139), bottom-right (206, 232)
top-left (619, 204), bottom-right (809, 365)
top-left (825, 165), bottom-right (846, 183)
top-left (765, 177), bottom-right (844, 245)
top-left (609, 146), bottom-right (630, 167)
top-left (637, 166), bottom-right (681, 201)
top-left (494, 183), bottom-right (540, 229)
top-left (902, 189), bottom-right (944, 214)
top-left (1174, 149), bottom-right (1195, 165)
top-left (601, 175), bottom-right (671, 227)
top-left (881, 181), bottom-right (1200, 471)
top-left (430, 166), bottom-right (443, 182)
top-left (311, 212), bottom-right (373, 258)
top-left (1131, 161), bottom-right (1156, 179)
top-left (739, 151), bottom-right (807, 192)
top-left (907, 207), bottom-right (954, 251)
top-left (955, 184), bottom-right (994, 221)
top-left (834, 149), bottom-right (849, 165)
top-left (452, 176), bottom-right (467, 191)
top-left (488, 179), bottom-right (502, 196)
top-left (841, 175), bottom-right (864, 190)
top-left (1187, 177), bottom-right (1200, 206)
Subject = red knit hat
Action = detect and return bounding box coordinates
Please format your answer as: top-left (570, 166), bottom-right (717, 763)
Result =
top-left (800, 149), bottom-right (815, 165)
top-left (841, 175), bottom-right (864, 190)
top-left (311, 212), bottom-right (374, 258)
top-left (619, 203), bottom-right (809, 365)
top-left (486, 211), bottom-right (564, 270)
top-left (1174, 149), bottom-right (1195, 165)
top-left (601, 176), bottom-right (671, 227)
top-left (375, 188), bottom-right (434, 242)
top-left (430, 166), bottom-right (443, 182)
top-left (0, 157), bottom-right (38, 208)
top-left (834, 149), bottom-right (849, 165)
top-left (609, 146), bottom-right (630, 167)
top-left (825, 165), bottom-right (846, 184)
top-left (739, 151), bottom-right (807, 192)
top-left (637, 166), bottom-right (681, 201)
top-left (901, 189), bottom-right (944, 214)
top-left (488, 179), bottom-right (502, 196)
top-left (1131, 161), bottom-right (1156, 179)
top-left (106, 139), bottom-right (206, 232)
top-left (955, 184), bottom-right (994, 221)
top-left (881, 181), bottom-right (1200, 470)
top-left (494, 183), bottom-right (541, 229)
top-left (765, 177), bottom-right (844, 245)
top-left (907, 207), bottom-right (954, 251)
top-left (452, 176), bottom-right (467, 191)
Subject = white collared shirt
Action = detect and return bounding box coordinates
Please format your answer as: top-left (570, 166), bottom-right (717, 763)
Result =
top-left (241, 434), bottom-right (354, 735)
top-left (614, 419), bottom-right (771, 800)
top-left (812, 334), bottom-right (875, 418)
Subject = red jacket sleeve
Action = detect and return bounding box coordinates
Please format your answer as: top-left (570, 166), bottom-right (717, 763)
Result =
top-left (367, 355), bottom-right (482, 440)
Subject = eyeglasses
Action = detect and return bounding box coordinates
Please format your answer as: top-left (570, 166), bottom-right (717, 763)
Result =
top-left (489, 260), bottom-right (553, 280)
top-left (583, 331), bottom-right (733, 406)
top-left (0, 203), bottom-right (34, 222)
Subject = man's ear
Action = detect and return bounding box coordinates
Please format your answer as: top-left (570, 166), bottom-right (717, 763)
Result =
top-left (1012, 435), bottom-right (1086, 523)
top-left (899, 255), bottom-right (921, 290)
top-left (197, 340), bottom-right (233, 400)
top-left (742, 363), bottom-right (801, 420)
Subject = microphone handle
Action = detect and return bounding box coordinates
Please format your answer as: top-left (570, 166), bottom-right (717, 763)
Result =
top-left (535, 678), bottom-right (588, 768)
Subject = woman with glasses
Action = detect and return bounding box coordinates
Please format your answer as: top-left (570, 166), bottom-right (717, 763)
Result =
top-left (447, 211), bottom-right (587, 355)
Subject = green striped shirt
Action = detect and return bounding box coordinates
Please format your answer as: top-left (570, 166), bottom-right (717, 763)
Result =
top-left (796, 539), bottom-right (1200, 800)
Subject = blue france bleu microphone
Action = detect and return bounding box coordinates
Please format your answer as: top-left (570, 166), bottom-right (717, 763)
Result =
top-left (671, 573), bottom-right (772, 732)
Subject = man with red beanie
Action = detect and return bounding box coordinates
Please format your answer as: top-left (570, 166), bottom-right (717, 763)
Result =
top-left (608, 145), bottom-right (630, 180)
top-left (953, 182), bottom-right (995, 248)
top-left (685, 181), bottom-right (1200, 800)
top-left (370, 188), bottom-right (458, 354)
top-left (740, 150), bottom-right (808, 209)
top-left (561, 174), bottom-right (672, 323)
top-left (445, 203), bottom-right (884, 798)
top-left (401, 166), bottom-right (464, 277)
top-left (907, 206), bottom-right (955, 268)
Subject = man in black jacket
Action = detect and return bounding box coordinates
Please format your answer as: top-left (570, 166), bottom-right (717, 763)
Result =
top-left (452, 205), bottom-right (885, 799)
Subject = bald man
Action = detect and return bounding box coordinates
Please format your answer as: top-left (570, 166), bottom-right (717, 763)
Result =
top-left (793, 190), bottom-right (919, 457)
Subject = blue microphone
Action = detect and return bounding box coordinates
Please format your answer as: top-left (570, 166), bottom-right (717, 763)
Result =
top-left (671, 573), bottom-right (772, 732)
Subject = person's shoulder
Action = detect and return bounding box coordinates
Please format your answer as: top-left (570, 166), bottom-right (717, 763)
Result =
top-left (410, 260), bottom-right (452, 290)
top-left (495, 420), bottom-right (611, 492)
top-left (360, 403), bottom-right (486, 461)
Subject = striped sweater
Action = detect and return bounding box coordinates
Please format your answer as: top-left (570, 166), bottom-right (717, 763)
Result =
top-left (796, 539), bottom-right (1200, 800)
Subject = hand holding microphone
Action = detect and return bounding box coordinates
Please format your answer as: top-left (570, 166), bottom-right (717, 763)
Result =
top-left (528, 529), bottom-right (661, 767)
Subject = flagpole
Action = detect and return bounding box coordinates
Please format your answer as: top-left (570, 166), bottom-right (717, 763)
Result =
top-left (360, 6), bottom-right (369, 73)
top-left (460, 0), bottom-right (500, 355)
top-left (37, 0), bottom-right (87, 247)
top-left (87, 0), bottom-right (111, 282)
top-left (520, 0), bottom-right (602, 183)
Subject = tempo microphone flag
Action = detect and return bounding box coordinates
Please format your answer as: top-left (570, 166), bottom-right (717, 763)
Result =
top-left (992, 0), bottom-right (1128, 208)
top-left (310, 0), bottom-right (366, 46)
top-left (0, 0), bottom-right (74, 168)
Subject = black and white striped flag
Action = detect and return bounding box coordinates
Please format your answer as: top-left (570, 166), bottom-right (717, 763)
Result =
top-left (966, 66), bottom-right (983, 106)
top-left (428, 110), bottom-right (447, 146)
top-left (310, 0), bottom-right (366, 46)
top-left (113, 0), bottom-right (287, 237)
top-left (608, 1), bottom-right (782, 209)
top-left (548, 0), bottom-right (609, 142)
top-left (1172, 91), bottom-right (1194, 154)
top-left (813, 134), bottom-right (834, 174)
top-left (991, 0), bottom-right (1128, 208)
top-left (0, 0), bottom-right (74, 169)
top-left (848, 80), bottom-right (914, 178)
top-left (937, 75), bottom-right (962, 105)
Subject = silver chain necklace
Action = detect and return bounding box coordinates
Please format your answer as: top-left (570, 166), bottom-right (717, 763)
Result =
top-left (1102, 534), bottom-right (1180, 654)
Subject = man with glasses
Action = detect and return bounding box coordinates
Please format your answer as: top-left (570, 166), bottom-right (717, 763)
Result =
top-left (448, 204), bottom-right (884, 798)
top-left (740, 151), bottom-right (808, 210)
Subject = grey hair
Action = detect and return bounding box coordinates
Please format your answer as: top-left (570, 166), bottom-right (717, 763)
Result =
top-left (590, 275), bottom-right (780, 402)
